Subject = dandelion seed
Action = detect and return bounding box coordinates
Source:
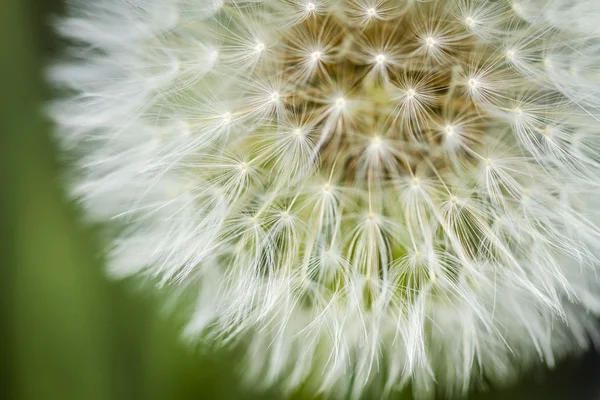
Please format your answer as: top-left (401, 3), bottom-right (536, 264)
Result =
top-left (51, 0), bottom-right (600, 398)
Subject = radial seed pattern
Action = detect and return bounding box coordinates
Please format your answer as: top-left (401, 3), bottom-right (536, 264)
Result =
top-left (51, 0), bottom-right (600, 398)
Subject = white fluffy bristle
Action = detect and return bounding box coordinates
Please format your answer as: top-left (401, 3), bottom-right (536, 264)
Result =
top-left (50, 0), bottom-right (600, 398)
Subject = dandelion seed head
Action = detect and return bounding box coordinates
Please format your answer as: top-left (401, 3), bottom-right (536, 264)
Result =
top-left (51, 0), bottom-right (600, 398)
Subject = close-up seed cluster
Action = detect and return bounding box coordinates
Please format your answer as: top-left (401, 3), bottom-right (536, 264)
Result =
top-left (50, 0), bottom-right (600, 398)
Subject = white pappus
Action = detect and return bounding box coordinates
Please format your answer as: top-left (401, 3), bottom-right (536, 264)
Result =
top-left (50, 0), bottom-right (600, 398)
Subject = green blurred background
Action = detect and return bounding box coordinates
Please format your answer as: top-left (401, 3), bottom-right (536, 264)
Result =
top-left (1, 0), bottom-right (600, 399)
